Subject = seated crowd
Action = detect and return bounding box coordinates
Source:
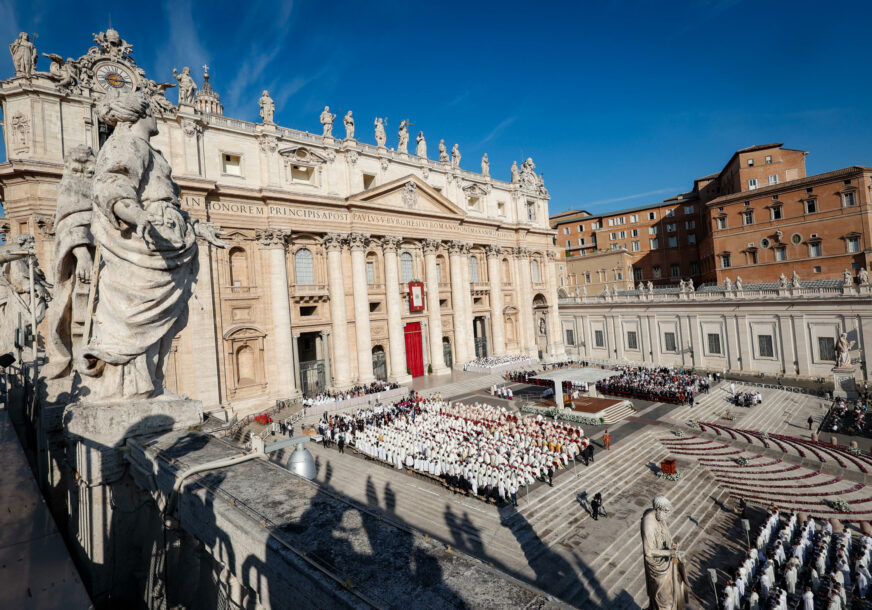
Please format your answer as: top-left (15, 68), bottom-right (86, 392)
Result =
top-left (302, 381), bottom-right (400, 405)
top-left (719, 505), bottom-right (872, 609)
top-left (734, 391), bottom-right (763, 408)
top-left (595, 366), bottom-right (709, 405)
top-left (821, 399), bottom-right (872, 437)
top-left (316, 396), bottom-right (599, 504)
top-left (462, 354), bottom-right (533, 371)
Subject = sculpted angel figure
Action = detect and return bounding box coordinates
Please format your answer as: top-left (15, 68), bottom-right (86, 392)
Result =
top-left (9, 32), bottom-right (37, 77)
top-left (451, 143), bottom-right (461, 167)
top-left (46, 146), bottom-right (96, 379)
top-left (344, 111), bottom-right (354, 139)
top-left (481, 153), bottom-right (489, 176)
top-left (79, 92), bottom-right (227, 401)
top-left (860, 267), bottom-right (870, 285)
top-left (438, 139), bottom-right (448, 162)
top-left (416, 131), bottom-right (426, 157)
top-left (374, 117), bottom-right (386, 147)
top-left (836, 332), bottom-right (855, 369)
top-left (320, 106), bottom-right (336, 137)
top-left (510, 160), bottom-right (520, 183)
top-left (259, 90), bottom-right (275, 124)
top-left (172, 67), bottom-right (197, 105)
top-left (42, 53), bottom-right (79, 91)
top-left (0, 235), bottom-right (51, 358)
top-left (397, 119), bottom-right (409, 153)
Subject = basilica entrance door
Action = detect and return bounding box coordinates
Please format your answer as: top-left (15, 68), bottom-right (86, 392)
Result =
top-left (404, 322), bottom-right (424, 377)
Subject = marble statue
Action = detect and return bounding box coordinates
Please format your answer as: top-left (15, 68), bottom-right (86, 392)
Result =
top-left (641, 496), bottom-right (687, 609)
top-left (46, 146), bottom-right (96, 379)
top-left (860, 267), bottom-right (870, 286)
top-left (843, 269), bottom-right (853, 287)
top-left (836, 332), bottom-right (854, 369)
top-left (258, 90), bottom-right (275, 124)
top-left (724, 277), bottom-right (732, 291)
top-left (0, 235), bottom-right (51, 357)
top-left (481, 153), bottom-right (489, 177)
top-left (320, 106), bottom-right (336, 137)
top-left (43, 53), bottom-right (79, 92)
top-left (687, 279), bottom-right (694, 293)
top-left (647, 281), bottom-right (654, 293)
top-left (779, 273), bottom-right (788, 288)
top-left (9, 32), bottom-right (37, 77)
top-left (792, 270), bottom-right (801, 288)
top-left (451, 143), bottom-right (461, 167)
top-left (438, 139), bottom-right (448, 162)
top-left (510, 161), bottom-right (520, 183)
top-left (374, 117), bottom-right (386, 147)
top-left (77, 91), bottom-right (227, 401)
top-left (344, 111), bottom-right (354, 139)
top-left (735, 276), bottom-right (742, 291)
top-left (397, 119), bottom-right (409, 153)
top-left (416, 131), bottom-right (426, 158)
top-left (637, 282), bottom-right (644, 292)
top-left (678, 279), bottom-right (686, 293)
top-left (581, 286), bottom-right (587, 297)
top-left (172, 67), bottom-right (197, 105)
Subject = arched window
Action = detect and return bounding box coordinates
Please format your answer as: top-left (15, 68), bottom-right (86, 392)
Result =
top-left (531, 259), bottom-right (541, 284)
top-left (469, 257), bottom-right (479, 282)
top-left (236, 345), bottom-right (256, 384)
top-left (229, 247), bottom-right (248, 287)
top-left (400, 252), bottom-right (413, 282)
top-left (295, 248), bottom-right (314, 285)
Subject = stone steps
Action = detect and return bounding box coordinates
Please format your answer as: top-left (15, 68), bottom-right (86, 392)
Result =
top-left (601, 401), bottom-right (636, 424)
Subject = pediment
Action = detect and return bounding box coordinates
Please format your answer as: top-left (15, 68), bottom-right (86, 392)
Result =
top-left (278, 146), bottom-right (329, 166)
top-left (349, 175), bottom-right (467, 218)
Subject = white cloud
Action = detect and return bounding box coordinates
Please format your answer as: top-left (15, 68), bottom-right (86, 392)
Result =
top-left (585, 187), bottom-right (677, 208)
top-left (0, 1), bottom-right (21, 53)
top-left (154, 0), bottom-right (210, 90)
top-left (480, 115), bottom-right (518, 145)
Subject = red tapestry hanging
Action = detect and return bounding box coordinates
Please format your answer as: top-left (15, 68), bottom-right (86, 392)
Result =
top-left (408, 281), bottom-right (425, 311)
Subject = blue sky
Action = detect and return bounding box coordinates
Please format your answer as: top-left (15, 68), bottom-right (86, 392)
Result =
top-left (2, 0), bottom-right (870, 215)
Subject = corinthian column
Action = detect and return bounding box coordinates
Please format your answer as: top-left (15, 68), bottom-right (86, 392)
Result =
top-left (189, 236), bottom-right (222, 407)
top-left (545, 251), bottom-right (566, 360)
top-left (256, 228), bottom-right (299, 399)
top-left (324, 233), bottom-right (352, 388)
top-left (514, 247), bottom-right (537, 359)
top-left (485, 245), bottom-right (506, 357)
top-left (460, 242), bottom-right (476, 360)
top-left (382, 236), bottom-right (412, 383)
top-left (423, 239), bottom-right (449, 375)
top-left (348, 233), bottom-right (375, 384)
top-left (448, 240), bottom-right (469, 365)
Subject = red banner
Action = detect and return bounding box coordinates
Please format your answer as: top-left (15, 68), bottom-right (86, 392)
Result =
top-left (408, 281), bottom-right (425, 311)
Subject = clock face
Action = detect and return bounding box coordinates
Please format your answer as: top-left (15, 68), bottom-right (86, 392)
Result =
top-left (95, 63), bottom-right (134, 93)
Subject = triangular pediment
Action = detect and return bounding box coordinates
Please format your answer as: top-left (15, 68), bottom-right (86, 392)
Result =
top-left (349, 175), bottom-right (467, 218)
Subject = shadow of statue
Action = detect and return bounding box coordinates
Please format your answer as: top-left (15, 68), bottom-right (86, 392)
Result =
top-left (577, 490), bottom-right (591, 516)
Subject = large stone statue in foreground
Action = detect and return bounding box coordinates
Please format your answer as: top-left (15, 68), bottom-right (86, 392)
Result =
top-left (0, 235), bottom-right (50, 356)
top-left (641, 495), bottom-right (687, 610)
top-left (76, 91), bottom-right (226, 401)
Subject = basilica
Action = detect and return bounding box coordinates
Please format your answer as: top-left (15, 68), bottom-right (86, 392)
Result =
top-left (0, 28), bottom-right (563, 411)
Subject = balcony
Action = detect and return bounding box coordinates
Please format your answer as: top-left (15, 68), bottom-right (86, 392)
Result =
top-left (224, 285), bottom-right (259, 296)
top-left (291, 283), bottom-right (328, 295)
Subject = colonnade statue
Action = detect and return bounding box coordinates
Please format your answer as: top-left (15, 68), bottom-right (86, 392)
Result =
top-left (63, 91), bottom-right (227, 401)
top-left (641, 495), bottom-right (688, 609)
top-left (0, 235), bottom-right (50, 356)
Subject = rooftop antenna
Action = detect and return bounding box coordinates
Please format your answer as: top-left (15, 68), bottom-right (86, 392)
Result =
top-left (108, 13), bottom-right (113, 29)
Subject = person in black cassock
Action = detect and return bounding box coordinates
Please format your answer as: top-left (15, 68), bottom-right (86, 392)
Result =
top-left (591, 492), bottom-right (603, 520)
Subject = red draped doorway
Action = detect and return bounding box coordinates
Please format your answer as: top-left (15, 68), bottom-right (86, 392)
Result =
top-left (404, 322), bottom-right (424, 377)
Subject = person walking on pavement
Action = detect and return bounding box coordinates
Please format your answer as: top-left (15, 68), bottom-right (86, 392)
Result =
top-left (602, 429), bottom-right (611, 450)
top-left (509, 482), bottom-right (518, 508)
top-left (591, 492), bottom-right (603, 520)
top-left (547, 465), bottom-right (554, 487)
top-left (338, 434), bottom-right (345, 454)
top-left (807, 416), bottom-right (814, 430)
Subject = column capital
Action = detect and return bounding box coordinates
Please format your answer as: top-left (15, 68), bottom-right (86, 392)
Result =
top-left (546, 249), bottom-right (558, 260)
top-left (323, 232), bottom-right (346, 252)
top-left (448, 240), bottom-right (470, 255)
top-left (484, 244), bottom-right (501, 258)
top-left (421, 238), bottom-right (441, 255)
top-left (255, 227), bottom-right (290, 249)
top-left (381, 235), bottom-right (404, 253)
top-left (347, 232), bottom-right (372, 252)
top-left (514, 246), bottom-right (531, 259)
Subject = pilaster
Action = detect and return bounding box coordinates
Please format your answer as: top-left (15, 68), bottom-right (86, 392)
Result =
top-left (382, 236), bottom-right (412, 383)
top-left (324, 233), bottom-right (352, 389)
top-left (348, 232), bottom-right (375, 384)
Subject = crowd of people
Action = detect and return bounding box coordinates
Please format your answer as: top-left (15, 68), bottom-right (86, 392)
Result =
top-left (595, 366), bottom-right (709, 405)
top-left (719, 505), bottom-right (872, 609)
top-left (316, 396), bottom-right (601, 504)
top-left (302, 381), bottom-right (400, 406)
top-left (462, 354), bottom-right (533, 371)
top-left (821, 398), bottom-right (871, 437)
top-left (734, 390), bottom-right (764, 408)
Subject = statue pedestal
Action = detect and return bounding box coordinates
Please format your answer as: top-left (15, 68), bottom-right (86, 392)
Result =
top-left (832, 367), bottom-right (858, 399)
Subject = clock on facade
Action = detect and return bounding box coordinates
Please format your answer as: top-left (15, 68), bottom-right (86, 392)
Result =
top-left (94, 62), bottom-right (135, 93)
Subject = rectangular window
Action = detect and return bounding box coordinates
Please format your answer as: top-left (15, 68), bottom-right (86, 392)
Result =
top-left (664, 332), bottom-right (677, 352)
top-left (667, 236), bottom-right (677, 248)
top-left (716, 217), bottom-right (727, 230)
top-left (670, 263), bottom-right (679, 277)
top-left (770, 206), bottom-right (782, 220)
top-left (687, 233), bottom-right (697, 245)
top-left (619, 230), bottom-right (626, 239)
top-left (747, 158), bottom-right (755, 167)
top-left (577, 224), bottom-right (584, 232)
top-left (615, 270), bottom-right (623, 280)
top-left (631, 229), bottom-right (639, 237)
top-left (497, 201), bottom-right (506, 216)
top-left (742, 211), bottom-right (754, 225)
top-left (366, 261), bottom-right (375, 285)
top-left (768, 174), bottom-right (779, 185)
top-left (809, 242), bottom-right (822, 257)
top-left (847, 237), bottom-right (860, 253)
top-left (813, 265), bottom-right (822, 273)
top-left (565, 329), bottom-right (575, 346)
top-left (805, 199), bottom-right (817, 214)
top-left (648, 212), bottom-right (657, 220)
top-left (748, 250), bottom-right (758, 265)
top-left (631, 241), bottom-right (640, 252)
top-left (748, 178), bottom-right (758, 190)
top-left (684, 205), bottom-right (695, 215)
top-left (436, 263), bottom-right (442, 283)
top-left (608, 218), bottom-right (615, 227)
top-left (689, 261), bottom-right (699, 275)
top-left (634, 268), bottom-right (643, 280)
top-left (758, 335), bottom-right (774, 358)
top-left (818, 336), bottom-right (836, 362)
top-left (774, 246), bottom-right (786, 261)
top-left (765, 155), bottom-right (772, 164)
top-left (665, 209), bottom-right (674, 217)
top-left (707, 333), bottom-right (722, 355)
top-left (630, 214), bottom-right (639, 223)
top-left (843, 192), bottom-right (856, 207)
top-left (594, 330), bottom-right (605, 348)
top-left (591, 222), bottom-right (600, 230)
top-left (584, 272), bottom-right (591, 283)
top-left (563, 227), bottom-right (570, 235)
top-left (721, 254), bottom-right (731, 268)
top-left (565, 240), bottom-right (571, 247)
top-left (579, 238), bottom-right (586, 246)
top-left (626, 331), bottom-right (638, 350)
top-left (222, 154), bottom-right (242, 176)
top-left (653, 265), bottom-right (661, 278)
top-left (648, 226), bottom-right (658, 235)
top-left (526, 202), bottom-right (536, 221)
top-left (666, 223), bottom-right (677, 232)
top-left (609, 232), bottom-right (617, 240)
top-left (685, 220), bottom-right (695, 230)
top-left (650, 238), bottom-right (659, 249)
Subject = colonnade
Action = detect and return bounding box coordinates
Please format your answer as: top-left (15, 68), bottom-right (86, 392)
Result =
top-left (255, 230), bottom-right (565, 396)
